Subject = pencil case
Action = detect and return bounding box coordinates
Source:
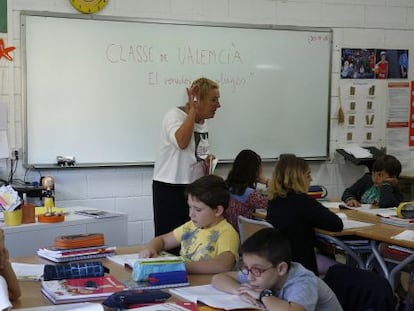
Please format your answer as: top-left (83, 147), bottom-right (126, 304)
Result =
top-left (54, 233), bottom-right (105, 249)
top-left (132, 258), bottom-right (186, 282)
top-left (103, 289), bottom-right (171, 309)
top-left (148, 270), bottom-right (188, 285)
top-left (43, 261), bottom-right (109, 281)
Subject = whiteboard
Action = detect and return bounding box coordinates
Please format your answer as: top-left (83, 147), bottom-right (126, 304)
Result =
top-left (22, 13), bottom-right (332, 167)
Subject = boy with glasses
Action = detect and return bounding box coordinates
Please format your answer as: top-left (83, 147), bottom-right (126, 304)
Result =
top-left (212, 228), bottom-right (342, 311)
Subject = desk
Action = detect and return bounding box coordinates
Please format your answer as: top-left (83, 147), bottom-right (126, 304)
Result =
top-left (254, 205), bottom-right (414, 289)
top-left (3, 207), bottom-right (128, 257)
top-left (11, 246), bottom-right (213, 309)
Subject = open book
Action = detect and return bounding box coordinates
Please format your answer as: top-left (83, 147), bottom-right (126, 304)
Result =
top-left (169, 284), bottom-right (258, 310)
top-left (336, 213), bottom-right (375, 230)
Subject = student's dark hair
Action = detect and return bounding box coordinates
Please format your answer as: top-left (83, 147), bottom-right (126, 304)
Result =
top-left (372, 154), bottom-right (402, 177)
top-left (241, 228), bottom-right (291, 269)
top-left (226, 149), bottom-right (261, 195)
top-left (186, 175), bottom-right (230, 210)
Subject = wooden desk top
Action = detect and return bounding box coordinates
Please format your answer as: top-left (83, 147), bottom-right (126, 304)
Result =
top-left (11, 246), bottom-right (213, 309)
top-left (254, 206), bottom-right (413, 248)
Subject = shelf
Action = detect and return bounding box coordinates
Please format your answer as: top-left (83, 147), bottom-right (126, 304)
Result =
top-left (336, 147), bottom-right (385, 172)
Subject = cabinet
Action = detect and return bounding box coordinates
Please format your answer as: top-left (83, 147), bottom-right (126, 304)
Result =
top-left (1, 207), bottom-right (128, 257)
top-left (399, 172), bottom-right (414, 201)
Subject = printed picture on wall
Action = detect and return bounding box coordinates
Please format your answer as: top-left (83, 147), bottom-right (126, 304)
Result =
top-left (341, 48), bottom-right (409, 80)
top-left (341, 48), bottom-right (376, 79)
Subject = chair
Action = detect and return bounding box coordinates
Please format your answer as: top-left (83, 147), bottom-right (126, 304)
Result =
top-left (237, 215), bottom-right (273, 244)
top-left (323, 264), bottom-right (396, 311)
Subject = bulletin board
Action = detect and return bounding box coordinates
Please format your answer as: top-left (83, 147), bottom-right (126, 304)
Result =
top-left (0, 0), bottom-right (6, 33)
top-left (21, 13), bottom-right (332, 167)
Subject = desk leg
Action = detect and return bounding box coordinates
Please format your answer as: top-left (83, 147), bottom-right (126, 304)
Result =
top-left (388, 253), bottom-right (414, 291)
top-left (370, 240), bottom-right (414, 291)
top-left (369, 240), bottom-right (389, 280)
top-left (315, 233), bottom-right (365, 269)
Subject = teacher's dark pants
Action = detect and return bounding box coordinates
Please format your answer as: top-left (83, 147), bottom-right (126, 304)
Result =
top-left (152, 180), bottom-right (190, 237)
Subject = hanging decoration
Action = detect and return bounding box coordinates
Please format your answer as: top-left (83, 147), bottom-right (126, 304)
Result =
top-left (0, 38), bottom-right (16, 61)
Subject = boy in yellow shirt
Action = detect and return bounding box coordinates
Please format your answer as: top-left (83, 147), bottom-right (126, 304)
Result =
top-left (139, 175), bottom-right (239, 274)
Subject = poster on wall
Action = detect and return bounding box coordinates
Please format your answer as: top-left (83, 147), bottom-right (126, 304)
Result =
top-left (341, 48), bottom-right (408, 79)
top-left (386, 82), bottom-right (410, 164)
top-left (339, 80), bottom-right (383, 146)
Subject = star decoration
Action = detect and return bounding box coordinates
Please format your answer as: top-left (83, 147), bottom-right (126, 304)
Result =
top-left (0, 38), bottom-right (16, 62)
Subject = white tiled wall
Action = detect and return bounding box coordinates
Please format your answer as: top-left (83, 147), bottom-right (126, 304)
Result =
top-left (1, 0), bottom-right (413, 245)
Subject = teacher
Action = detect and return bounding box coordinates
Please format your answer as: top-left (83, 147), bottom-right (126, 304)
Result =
top-left (152, 77), bottom-right (221, 238)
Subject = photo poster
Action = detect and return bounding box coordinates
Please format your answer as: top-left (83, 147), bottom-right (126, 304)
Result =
top-left (339, 80), bottom-right (385, 146)
top-left (341, 48), bottom-right (408, 80)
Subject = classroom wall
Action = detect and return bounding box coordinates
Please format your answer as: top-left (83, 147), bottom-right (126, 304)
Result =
top-left (1, 0), bottom-right (414, 246)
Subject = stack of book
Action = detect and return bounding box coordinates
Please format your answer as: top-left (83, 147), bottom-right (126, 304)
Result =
top-left (380, 216), bottom-right (414, 228)
top-left (41, 275), bottom-right (126, 304)
top-left (37, 245), bottom-right (116, 263)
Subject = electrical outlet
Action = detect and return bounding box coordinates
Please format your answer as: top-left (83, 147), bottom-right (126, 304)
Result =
top-left (10, 148), bottom-right (22, 160)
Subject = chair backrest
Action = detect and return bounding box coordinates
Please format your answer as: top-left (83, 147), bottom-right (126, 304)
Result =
top-left (323, 264), bottom-right (396, 311)
top-left (237, 215), bottom-right (273, 244)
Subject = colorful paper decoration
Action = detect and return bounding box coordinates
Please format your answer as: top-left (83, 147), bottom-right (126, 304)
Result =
top-left (0, 38), bottom-right (16, 61)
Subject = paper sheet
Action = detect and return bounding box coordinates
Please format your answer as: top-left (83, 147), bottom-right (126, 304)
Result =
top-left (11, 262), bottom-right (45, 281)
top-left (0, 130), bottom-right (9, 159)
top-left (391, 230), bottom-right (414, 241)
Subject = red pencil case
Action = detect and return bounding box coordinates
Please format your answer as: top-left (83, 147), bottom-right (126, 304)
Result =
top-left (54, 233), bottom-right (105, 249)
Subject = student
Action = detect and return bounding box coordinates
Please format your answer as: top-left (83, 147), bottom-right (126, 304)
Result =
top-left (266, 155), bottom-right (343, 275)
top-left (224, 149), bottom-right (268, 232)
top-left (341, 154), bottom-right (403, 208)
top-left (211, 228), bottom-right (343, 311)
top-left (0, 229), bottom-right (21, 311)
top-left (139, 175), bottom-right (239, 274)
top-left (152, 77), bottom-right (221, 238)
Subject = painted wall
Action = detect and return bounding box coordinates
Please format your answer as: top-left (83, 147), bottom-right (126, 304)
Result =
top-left (1, 0), bottom-right (414, 246)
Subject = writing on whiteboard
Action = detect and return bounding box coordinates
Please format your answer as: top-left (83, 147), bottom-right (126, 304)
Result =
top-left (105, 43), bottom-right (243, 65)
top-left (147, 72), bottom-right (249, 93)
top-left (307, 34), bottom-right (329, 44)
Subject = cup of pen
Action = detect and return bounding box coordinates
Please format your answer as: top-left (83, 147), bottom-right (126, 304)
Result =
top-left (3, 209), bottom-right (22, 226)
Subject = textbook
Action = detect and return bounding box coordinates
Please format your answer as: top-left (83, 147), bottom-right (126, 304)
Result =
top-left (129, 301), bottom-right (197, 311)
top-left (41, 275), bottom-right (126, 304)
top-left (169, 284), bottom-right (258, 310)
top-left (38, 245), bottom-right (116, 258)
top-left (336, 213), bottom-right (375, 230)
top-left (380, 216), bottom-right (414, 228)
top-left (17, 302), bottom-right (104, 311)
top-left (74, 209), bottom-right (121, 219)
top-left (37, 246), bottom-right (116, 263)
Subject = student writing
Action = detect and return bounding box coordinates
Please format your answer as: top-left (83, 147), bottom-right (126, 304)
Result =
top-left (212, 228), bottom-right (343, 311)
top-left (139, 175), bottom-right (239, 274)
top-left (224, 149), bottom-right (268, 232)
top-left (266, 155), bottom-right (343, 275)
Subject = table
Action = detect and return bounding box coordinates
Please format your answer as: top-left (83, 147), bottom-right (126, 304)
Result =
top-left (254, 205), bottom-right (414, 290)
top-left (2, 207), bottom-right (128, 257)
top-left (11, 246), bottom-right (213, 309)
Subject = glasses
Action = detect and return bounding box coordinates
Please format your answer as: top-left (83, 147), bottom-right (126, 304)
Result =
top-left (239, 265), bottom-right (274, 277)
